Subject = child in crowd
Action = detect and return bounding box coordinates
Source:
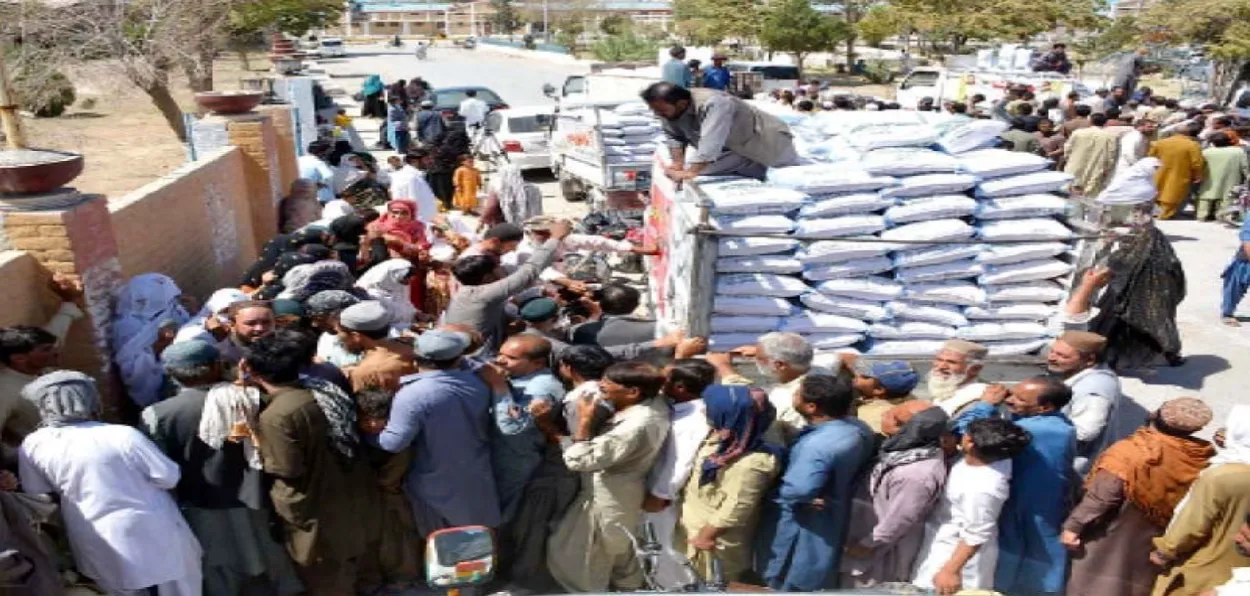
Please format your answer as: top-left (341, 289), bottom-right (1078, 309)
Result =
top-left (452, 154), bottom-right (481, 214)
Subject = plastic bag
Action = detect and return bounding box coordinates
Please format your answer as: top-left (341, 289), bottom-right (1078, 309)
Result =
top-left (904, 281), bottom-right (987, 306)
top-left (713, 214), bottom-right (796, 234)
top-left (975, 171), bottom-right (1073, 198)
top-left (713, 296), bottom-right (797, 316)
top-left (704, 184), bottom-right (809, 215)
top-left (978, 258), bottom-right (1073, 285)
top-left (800, 193), bottom-right (896, 218)
top-left (892, 244), bottom-right (985, 268)
top-left (934, 119), bottom-right (1009, 154)
top-left (794, 215), bottom-right (888, 239)
top-left (976, 194), bottom-right (1069, 220)
top-left (781, 311), bottom-right (870, 334)
top-left (803, 333), bottom-right (864, 349)
top-left (717, 256), bottom-right (805, 274)
top-left (880, 219), bottom-right (975, 244)
top-left (956, 322), bottom-right (1050, 341)
top-left (844, 122), bottom-right (939, 151)
top-left (869, 321), bottom-right (958, 340)
top-left (797, 237), bottom-right (896, 264)
top-left (983, 280), bottom-right (1066, 303)
top-left (957, 149), bottom-right (1049, 179)
top-left (711, 315), bottom-right (784, 333)
top-left (882, 174), bottom-right (979, 199)
top-left (799, 294), bottom-right (891, 321)
top-left (1097, 157), bottom-right (1161, 205)
top-left (964, 303), bottom-right (1055, 321)
top-left (976, 241), bottom-right (1069, 265)
top-left (815, 276), bottom-right (905, 301)
top-left (884, 195), bottom-right (978, 225)
top-left (718, 237), bottom-right (800, 257)
top-left (866, 339), bottom-right (950, 356)
top-left (984, 338), bottom-right (1051, 356)
top-left (716, 273), bottom-right (812, 297)
top-left (861, 147), bottom-right (961, 176)
top-left (803, 256), bottom-right (896, 280)
top-left (977, 218), bottom-right (1072, 242)
top-left (767, 164), bottom-right (898, 194)
top-left (887, 301), bottom-right (970, 327)
top-left (897, 259), bottom-right (984, 283)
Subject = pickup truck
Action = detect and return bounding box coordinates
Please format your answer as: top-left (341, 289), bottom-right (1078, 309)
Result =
top-left (543, 79), bottom-right (652, 211)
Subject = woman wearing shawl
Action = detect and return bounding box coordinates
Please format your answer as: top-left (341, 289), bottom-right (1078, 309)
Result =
top-left (241, 229), bottom-right (330, 290)
top-left (112, 273), bottom-right (191, 408)
top-left (18, 371), bottom-right (203, 595)
top-left (1061, 397), bottom-right (1216, 596)
top-left (1150, 405), bottom-right (1250, 595)
top-left (275, 260), bottom-right (354, 303)
top-left (356, 259), bottom-right (420, 332)
top-left (674, 385), bottom-right (782, 582)
top-left (365, 200), bottom-right (430, 308)
top-left (252, 252), bottom-right (318, 301)
top-left (842, 403), bottom-right (949, 587)
top-left (428, 131), bottom-right (471, 210)
top-left (361, 75), bottom-right (387, 150)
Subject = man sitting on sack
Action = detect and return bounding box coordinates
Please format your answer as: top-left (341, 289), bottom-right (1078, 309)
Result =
top-left (642, 82), bottom-right (799, 181)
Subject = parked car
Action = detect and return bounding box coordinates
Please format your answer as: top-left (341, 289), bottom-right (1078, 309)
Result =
top-left (484, 106), bottom-right (553, 171)
top-left (319, 37), bottom-right (346, 58)
top-left (430, 86), bottom-right (510, 124)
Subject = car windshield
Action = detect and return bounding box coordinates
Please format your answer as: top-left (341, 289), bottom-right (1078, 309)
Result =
top-left (508, 114), bottom-right (552, 134)
top-left (754, 65), bottom-right (800, 80)
top-left (436, 89), bottom-right (504, 107)
top-left (321, 40), bottom-right (342, 47)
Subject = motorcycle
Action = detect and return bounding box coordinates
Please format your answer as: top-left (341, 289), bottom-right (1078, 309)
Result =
top-left (415, 43), bottom-right (428, 60)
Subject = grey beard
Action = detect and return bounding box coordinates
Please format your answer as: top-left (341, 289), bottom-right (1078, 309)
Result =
top-left (927, 373), bottom-right (966, 401)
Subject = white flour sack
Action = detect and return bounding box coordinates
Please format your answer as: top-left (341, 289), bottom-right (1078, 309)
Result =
top-left (977, 218), bottom-right (1073, 242)
top-left (880, 219), bottom-right (976, 244)
top-left (977, 241), bottom-right (1070, 265)
top-left (713, 214), bottom-right (796, 234)
top-left (844, 122), bottom-right (939, 151)
top-left (975, 171), bottom-right (1073, 198)
top-left (934, 119), bottom-right (1009, 154)
top-left (716, 256), bottom-right (805, 274)
top-left (860, 147), bottom-right (961, 176)
top-left (794, 214), bottom-right (888, 239)
top-left (885, 195), bottom-right (978, 225)
top-left (800, 293), bottom-right (891, 321)
top-left (984, 338), bottom-right (1051, 356)
top-left (957, 322), bottom-right (1050, 342)
top-left (711, 315), bottom-right (784, 333)
top-left (800, 193), bottom-right (897, 218)
top-left (983, 280), bottom-right (1066, 303)
top-left (767, 164), bottom-right (898, 195)
top-left (893, 244), bottom-right (985, 268)
top-left (797, 237), bottom-right (896, 265)
top-left (975, 194), bottom-right (1069, 220)
top-left (964, 303), bottom-right (1055, 321)
top-left (978, 258), bottom-right (1074, 285)
top-left (896, 259), bottom-right (984, 283)
top-left (803, 256), bottom-right (895, 280)
top-left (703, 184), bottom-right (809, 215)
top-left (882, 174), bottom-right (979, 199)
top-left (868, 321), bottom-right (957, 340)
top-left (718, 237), bottom-right (800, 257)
top-left (713, 296), bottom-right (797, 317)
top-left (957, 149), bottom-right (1049, 179)
top-left (802, 333), bottom-right (864, 349)
top-left (887, 301), bottom-right (970, 327)
top-left (815, 276), bottom-right (904, 301)
top-left (903, 281), bottom-right (987, 306)
top-left (717, 273), bottom-right (811, 297)
top-left (781, 311), bottom-right (870, 334)
top-left (709, 333), bottom-right (763, 351)
top-left (866, 339), bottom-right (950, 356)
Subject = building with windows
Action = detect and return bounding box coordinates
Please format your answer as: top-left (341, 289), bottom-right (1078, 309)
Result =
top-left (342, 0), bottom-right (674, 37)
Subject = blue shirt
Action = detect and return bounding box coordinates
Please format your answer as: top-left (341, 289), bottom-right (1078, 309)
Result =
top-left (491, 369), bottom-right (565, 522)
top-left (297, 155), bottom-right (335, 203)
top-left (662, 58), bottom-right (693, 88)
top-left (381, 369), bottom-right (501, 528)
top-left (702, 66), bottom-right (732, 90)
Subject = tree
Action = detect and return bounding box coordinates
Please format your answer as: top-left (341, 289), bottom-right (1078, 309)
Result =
top-left (885, 0), bottom-right (1106, 53)
top-left (489, 0), bottom-right (522, 34)
top-left (672, 0), bottom-right (763, 46)
top-left (591, 30), bottom-right (660, 61)
top-left (758, 0), bottom-right (851, 78)
top-left (810, 0), bottom-right (873, 68)
top-left (856, 5), bottom-right (902, 48)
top-left (1140, 0), bottom-right (1250, 103)
top-left (226, 0), bottom-right (343, 73)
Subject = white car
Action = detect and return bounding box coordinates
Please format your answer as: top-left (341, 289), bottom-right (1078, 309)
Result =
top-left (485, 106), bottom-right (554, 172)
top-left (319, 37), bottom-right (346, 58)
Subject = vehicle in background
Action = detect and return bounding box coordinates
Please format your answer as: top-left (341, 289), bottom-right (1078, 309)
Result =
top-left (895, 67), bottom-right (1093, 110)
top-left (319, 37), bottom-right (346, 58)
top-left (543, 84), bottom-right (650, 209)
top-left (484, 106), bottom-right (554, 171)
top-left (725, 62), bottom-right (800, 92)
top-left (556, 66), bottom-right (660, 105)
top-left (429, 86), bottom-right (509, 127)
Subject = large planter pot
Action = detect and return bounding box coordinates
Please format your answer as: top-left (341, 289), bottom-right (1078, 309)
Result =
top-left (194, 91), bottom-right (264, 115)
top-left (0, 149), bottom-right (84, 195)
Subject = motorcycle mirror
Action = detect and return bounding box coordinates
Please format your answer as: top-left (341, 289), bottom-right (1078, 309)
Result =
top-left (542, 83), bottom-right (557, 98)
top-left (425, 526), bottom-right (496, 589)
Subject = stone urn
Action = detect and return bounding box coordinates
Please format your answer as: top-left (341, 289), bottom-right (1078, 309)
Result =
top-left (0, 148), bottom-right (84, 195)
top-left (193, 91), bottom-right (264, 115)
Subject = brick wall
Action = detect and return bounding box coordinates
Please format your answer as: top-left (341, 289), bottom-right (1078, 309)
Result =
top-left (0, 251), bottom-right (59, 327)
top-left (259, 105), bottom-right (299, 195)
top-left (110, 147), bottom-right (259, 300)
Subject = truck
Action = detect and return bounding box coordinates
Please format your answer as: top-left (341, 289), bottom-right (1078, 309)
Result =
top-left (895, 66), bottom-right (1094, 110)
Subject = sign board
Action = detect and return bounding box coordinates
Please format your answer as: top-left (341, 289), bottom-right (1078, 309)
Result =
top-left (645, 154), bottom-right (706, 335)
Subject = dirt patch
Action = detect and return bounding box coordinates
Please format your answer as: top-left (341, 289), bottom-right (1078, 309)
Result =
top-left (17, 55), bottom-right (269, 199)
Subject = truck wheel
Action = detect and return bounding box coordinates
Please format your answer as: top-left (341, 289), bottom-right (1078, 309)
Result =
top-left (559, 175), bottom-right (585, 202)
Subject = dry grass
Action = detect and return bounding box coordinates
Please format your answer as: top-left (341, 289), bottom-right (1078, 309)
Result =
top-left (18, 54), bottom-right (269, 198)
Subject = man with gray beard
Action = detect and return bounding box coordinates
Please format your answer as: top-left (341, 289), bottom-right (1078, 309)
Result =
top-left (926, 339), bottom-right (989, 417)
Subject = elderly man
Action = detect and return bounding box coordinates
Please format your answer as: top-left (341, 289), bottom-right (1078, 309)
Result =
top-left (926, 339), bottom-right (989, 416)
top-left (705, 332), bottom-right (824, 447)
top-left (1048, 330), bottom-right (1122, 474)
top-left (643, 82), bottom-right (798, 181)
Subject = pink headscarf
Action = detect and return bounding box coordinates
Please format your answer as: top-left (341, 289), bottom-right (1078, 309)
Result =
top-left (369, 199), bottom-right (428, 246)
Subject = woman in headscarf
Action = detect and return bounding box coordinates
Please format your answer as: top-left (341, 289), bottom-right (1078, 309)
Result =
top-left (842, 403), bottom-right (949, 587)
top-left (340, 168), bottom-right (391, 210)
top-left (279, 179), bottom-right (322, 234)
top-left (361, 74), bottom-right (386, 120)
top-left (252, 252), bottom-right (318, 301)
top-left (1062, 397), bottom-right (1215, 596)
top-left (674, 385), bottom-right (782, 582)
top-left (18, 371), bottom-right (203, 595)
top-left (427, 131), bottom-right (471, 210)
top-left (113, 273), bottom-right (191, 408)
top-left (365, 200), bottom-right (430, 308)
top-left (276, 260), bottom-right (354, 303)
top-left (1149, 405), bottom-right (1250, 596)
top-left (329, 212), bottom-right (379, 275)
top-left (355, 259), bottom-right (420, 333)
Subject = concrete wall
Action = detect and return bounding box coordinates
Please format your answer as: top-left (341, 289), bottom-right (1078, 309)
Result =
top-left (0, 251), bottom-right (60, 328)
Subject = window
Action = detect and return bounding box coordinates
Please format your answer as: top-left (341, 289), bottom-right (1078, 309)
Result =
top-left (753, 65), bottom-right (800, 80)
top-left (901, 70), bottom-right (940, 90)
top-left (507, 114), bottom-right (553, 133)
top-left (434, 89), bottom-right (505, 108)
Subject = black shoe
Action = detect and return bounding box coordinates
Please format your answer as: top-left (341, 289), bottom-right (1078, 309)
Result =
top-left (1165, 353), bottom-right (1187, 367)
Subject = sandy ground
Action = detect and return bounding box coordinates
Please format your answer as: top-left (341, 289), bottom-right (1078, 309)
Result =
top-left (19, 56), bottom-right (268, 198)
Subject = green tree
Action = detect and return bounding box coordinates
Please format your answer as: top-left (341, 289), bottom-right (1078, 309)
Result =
top-left (1141, 0), bottom-right (1250, 103)
top-left (856, 5), bottom-right (901, 48)
top-left (890, 0), bottom-right (1106, 53)
top-left (810, 0), bottom-right (872, 67)
top-left (591, 30), bottom-right (660, 61)
top-left (226, 0), bottom-right (343, 73)
top-left (599, 14), bottom-right (630, 35)
top-left (489, 0), bottom-right (522, 34)
top-left (758, 0), bottom-right (851, 78)
top-left (673, 0), bottom-right (763, 46)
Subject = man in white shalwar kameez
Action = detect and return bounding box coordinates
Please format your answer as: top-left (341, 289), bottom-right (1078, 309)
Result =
top-left (18, 371), bottom-right (203, 595)
top-left (536, 362), bottom-right (671, 592)
top-left (642, 360), bottom-right (714, 589)
top-left (925, 339), bottom-right (989, 417)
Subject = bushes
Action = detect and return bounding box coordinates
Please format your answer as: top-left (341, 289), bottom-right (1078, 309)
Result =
top-left (13, 67), bottom-right (77, 118)
top-left (591, 31), bottom-right (660, 62)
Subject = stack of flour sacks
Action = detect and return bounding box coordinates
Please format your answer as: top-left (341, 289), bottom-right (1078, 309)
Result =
top-left (563, 102), bottom-right (662, 166)
top-left (707, 115), bottom-right (1076, 357)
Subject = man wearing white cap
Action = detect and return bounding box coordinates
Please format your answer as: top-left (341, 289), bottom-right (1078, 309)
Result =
top-left (927, 339), bottom-right (990, 417)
